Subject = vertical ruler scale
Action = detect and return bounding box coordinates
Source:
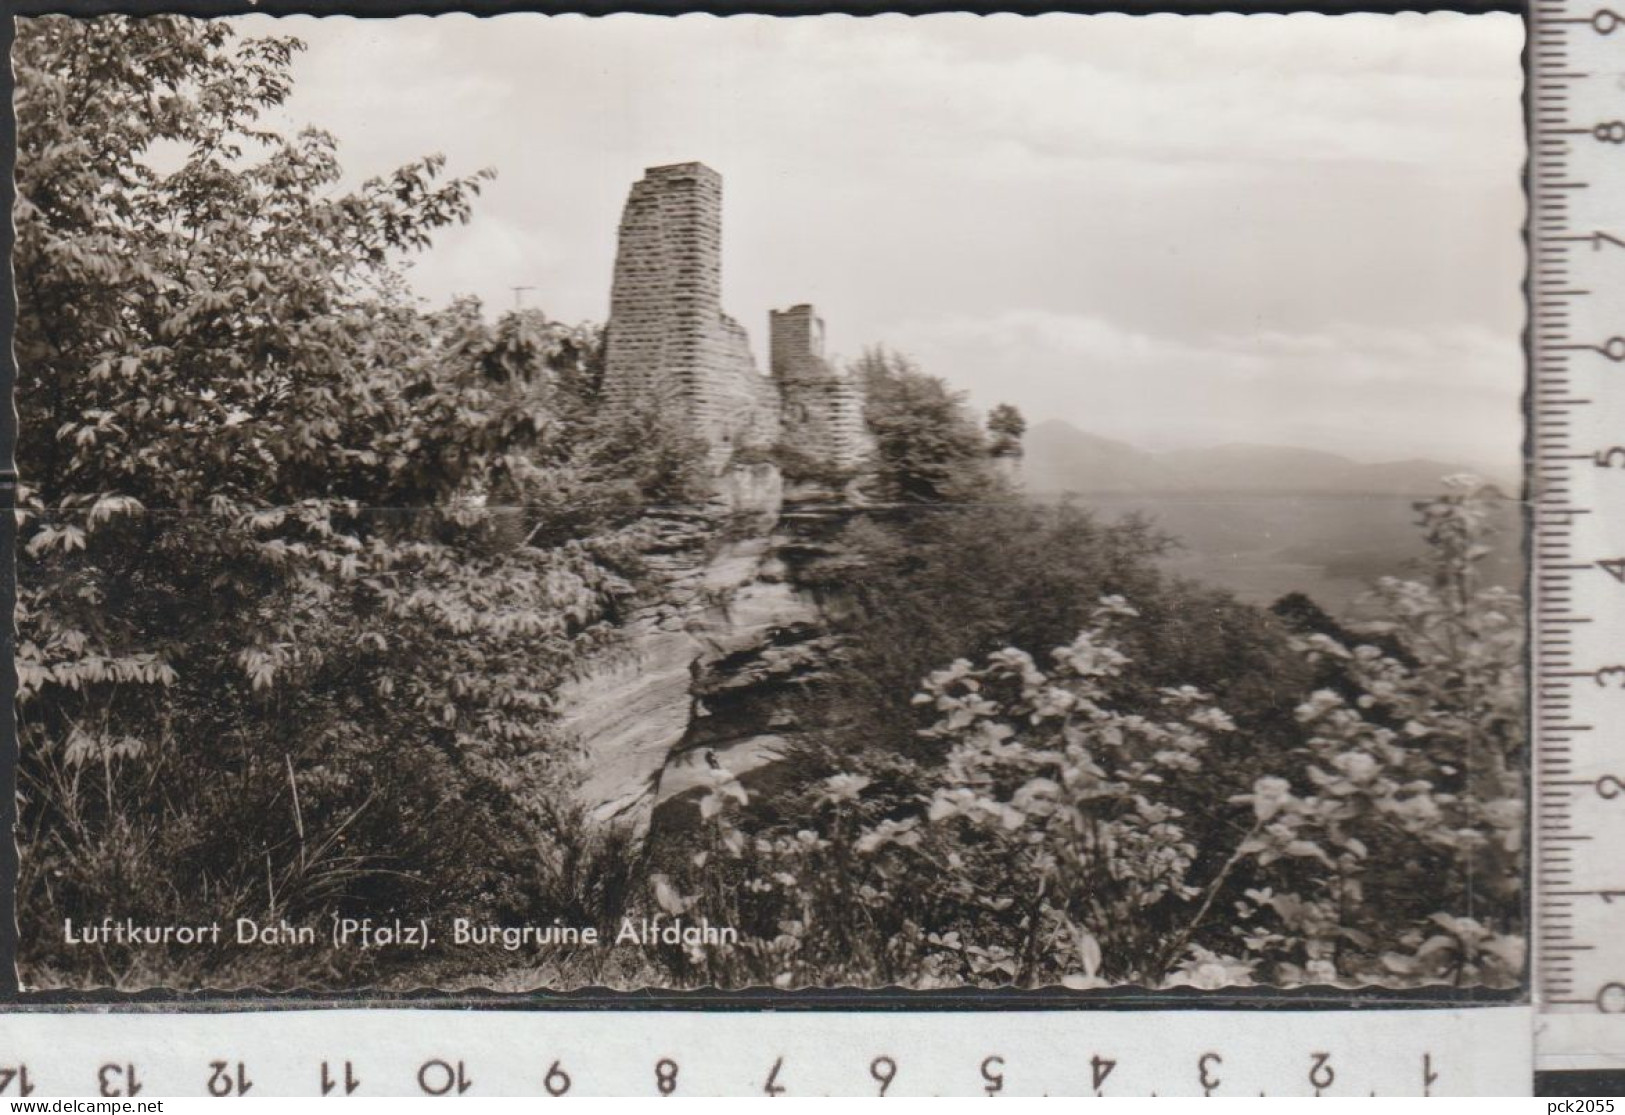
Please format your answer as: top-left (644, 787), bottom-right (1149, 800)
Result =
top-left (1532, 0), bottom-right (1625, 1074)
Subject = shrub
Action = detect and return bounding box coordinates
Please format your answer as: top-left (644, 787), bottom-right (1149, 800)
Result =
top-left (13, 16), bottom-right (707, 986)
top-left (650, 482), bottom-right (1523, 990)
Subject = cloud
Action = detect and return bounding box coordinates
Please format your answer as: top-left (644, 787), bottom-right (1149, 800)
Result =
top-left (407, 214), bottom-right (564, 311)
top-left (885, 309), bottom-right (1521, 471)
top-left (225, 12), bottom-right (1524, 465)
top-left (764, 13), bottom-right (1520, 173)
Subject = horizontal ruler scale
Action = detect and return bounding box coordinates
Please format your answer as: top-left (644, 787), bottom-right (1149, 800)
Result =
top-left (0, 1009), bottom-right (1533, 1097)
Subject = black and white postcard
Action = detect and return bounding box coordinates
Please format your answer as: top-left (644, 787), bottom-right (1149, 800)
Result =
top-left (12, 10), bottom-right (1526, 1005)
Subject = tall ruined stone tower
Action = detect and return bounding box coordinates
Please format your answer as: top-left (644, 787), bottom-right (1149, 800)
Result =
top-left (770, 304), bottom-right (871, 473)
top-left (604, 163), bottom-right (779, 471)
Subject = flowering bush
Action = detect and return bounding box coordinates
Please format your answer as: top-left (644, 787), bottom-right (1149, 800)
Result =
top-left (658, 481), bottom-right (1523, 990)
top-left (664, 597), bottom-right (1251, 987)
top-left (1228, 479), bottom-right (1524, 985)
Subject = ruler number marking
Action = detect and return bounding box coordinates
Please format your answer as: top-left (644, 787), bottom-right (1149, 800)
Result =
top-left (869, 1055), bottom-right (896, 1096)
top-left (763, 1056), bottom-right (786, 1097)
top-left (99, 1064), bottom-right (141, 1098)
top-left (655, 1057), bottom-right (678, 1095)
top-left (320, 1060), bottom-right (359, 1096)
top-left (1309, 1052), bottom-right (1335, 1096)
top-left (207, 1061), bottom-right (252, 1097)
top-left (1199, 1052), bottom-right (1222, 1096)
top-left (417, 1059), bottom-right (471, 1096)
top-left (1091, 1053), bottom-right (1115, 1095)
top-left (0, 1067), bottom-right (35, 1097)
top-left (980, 1055), bottom-right (1004, 1096)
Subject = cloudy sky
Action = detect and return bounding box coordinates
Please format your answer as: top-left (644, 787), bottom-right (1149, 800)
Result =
top-left (243, 12), bottom-right (1523, 473)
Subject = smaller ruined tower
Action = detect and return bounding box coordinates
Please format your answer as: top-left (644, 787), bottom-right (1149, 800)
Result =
top-left (769, 304), bottom-right (871, 473)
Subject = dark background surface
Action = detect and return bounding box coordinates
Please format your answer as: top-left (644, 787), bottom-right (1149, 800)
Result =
top-left (1537, 1071), bottom-right (1625, 1097)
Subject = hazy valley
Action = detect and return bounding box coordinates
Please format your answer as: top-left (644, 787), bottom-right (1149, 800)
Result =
top-left (1022, 419), bottom-right (1521, 612)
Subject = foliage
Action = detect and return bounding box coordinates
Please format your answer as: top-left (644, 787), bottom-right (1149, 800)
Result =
top-left (986, 403), bottom-right (1027, 458)
top-left (791, 502), bottom-right (1308, 782)
top-left (14, 15), bottom-right (707, 986)
top-left (854, 347), bottom-right (1005, 504)
top-left (14, 15), bottom-right (1523, 994)
top-left (731, 440), bottom-right (856, 491)
top-left (1227, 478), bottom-right (1524, 985)
top-left (647, 483), bottom-right (1523, 989)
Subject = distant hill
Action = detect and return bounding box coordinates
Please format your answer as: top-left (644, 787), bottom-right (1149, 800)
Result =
top-left (1021, 419), bottom-right (1499, 497)
top-left (1020, 421), bottom-right (1183, 494)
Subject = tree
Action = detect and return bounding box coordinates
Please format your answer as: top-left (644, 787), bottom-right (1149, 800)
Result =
top-left (986, 403), bottom-right (1026, 458)
top-left (854, 347), bottom-right (1002, 503)
top-left (13, 15), bottom-right (706, 986)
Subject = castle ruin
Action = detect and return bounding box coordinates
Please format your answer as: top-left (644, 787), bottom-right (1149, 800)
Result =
top-left (603, 162), bottom-right (870, 477)
top-left (769, 304), bottom-right (869, 473)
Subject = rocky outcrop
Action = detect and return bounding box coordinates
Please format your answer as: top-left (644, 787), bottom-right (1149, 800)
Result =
top-left (556, 464), bottom-right (853, 833)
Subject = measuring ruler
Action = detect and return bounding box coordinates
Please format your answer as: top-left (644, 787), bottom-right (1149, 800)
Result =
top-left (1531, 0), bottom-right (1625, 1075)
top-left (0, 1009), bottom-right (1534, 1096)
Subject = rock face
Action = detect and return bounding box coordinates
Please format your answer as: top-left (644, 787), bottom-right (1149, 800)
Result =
top-left (577, 161), bottom-right (881, 833)
top-left (557, 465), bottom-right (845, 832)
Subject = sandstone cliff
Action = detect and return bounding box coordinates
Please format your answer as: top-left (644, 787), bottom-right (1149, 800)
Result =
top-left (555, 464), bottom-right (851, 833)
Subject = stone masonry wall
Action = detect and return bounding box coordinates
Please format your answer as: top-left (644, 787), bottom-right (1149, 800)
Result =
top-left (603, 163), bottom-right (778, 471)
top-left (770, 304), bottom-right (871, 472)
